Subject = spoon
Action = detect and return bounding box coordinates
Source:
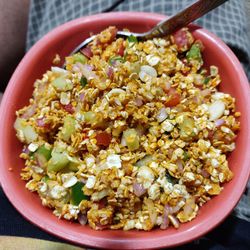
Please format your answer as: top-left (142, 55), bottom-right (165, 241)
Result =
top-left (70, 0), bottom-right (228, 55)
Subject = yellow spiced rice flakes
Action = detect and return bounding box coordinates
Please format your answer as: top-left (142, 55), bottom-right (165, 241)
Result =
top-left (14, 26), bottom-right (239, 231)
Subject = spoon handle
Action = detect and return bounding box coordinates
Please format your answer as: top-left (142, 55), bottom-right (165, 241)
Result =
top-left (147, 0), bottom-right (228, 38)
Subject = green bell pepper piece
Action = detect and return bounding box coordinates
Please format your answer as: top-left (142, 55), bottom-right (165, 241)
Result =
top-left (71, 182), bottom-right (89, 205)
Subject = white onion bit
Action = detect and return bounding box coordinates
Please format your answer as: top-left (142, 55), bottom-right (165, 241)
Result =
top-left (214, 119), bottom-right (225, 127)
top-left (156, 108), bottom-right (168, 123)
top-left (208, 100), bottom-right (225, 121)
top-left (51, 67), bottom-right (68, 74)
top-left (133, 182), bottom-right (146, 197)
top-left (139, 65), bottom-right (157, 82)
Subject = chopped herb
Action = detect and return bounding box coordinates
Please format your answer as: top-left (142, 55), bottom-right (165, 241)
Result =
top-left (187, 44), bottom-right (202, 62)
top-left (166, 172), bottom-right (178, 184)
top-left (80, 76), bottom-right (88, 87)
top-left (127, 35), bottom-right (138, 47)
top-left (203, 77), bottom-right (211, 85)
top-left (109, 56), bottom-right (125, 65)
top-left (183, 151), bottom-right (190, 161)
top-left (29, 151), bottom-right (34, 157)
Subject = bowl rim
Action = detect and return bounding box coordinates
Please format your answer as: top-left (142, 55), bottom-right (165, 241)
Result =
top-left (0, 11), bottom-right (250, 249)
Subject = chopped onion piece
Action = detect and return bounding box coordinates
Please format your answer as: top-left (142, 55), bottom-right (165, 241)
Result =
top-left (107, 66), bottom-right (114, 79)
top-left (134, 97), bottom-right (143, 107)
top-left (139, 65), bottom-right (157, 82)
top-left (78, 213), bottom-right (88, 225)
top-left (200, 89), bottom-right (211, 97)
top-left (156, 108), bottom-right (168, 123)
top-left (209, 100), bottom-right (225, 121)
top-left (215, 119), bottom-right (225, 127)
top-left (36, 118), bottom-right (46, 127)
top-left (176, 159), bottom-right (183, 172)
top-left (51, 67), bottom-right (68, 74)
top-left (133, 182), bottom-right (146, 197)
top-left (168, 215), bottom-right (180, 228)
top-left (80, 47), bottom-right (93, 58)
top-left (160, 204), bottom-right (170, 229)
top-left (23, 125), bottom-right (38, 143)
top-left (21, 105), bottom-right (36, 119)
top-left (107, 88), bottom-right (126, 97)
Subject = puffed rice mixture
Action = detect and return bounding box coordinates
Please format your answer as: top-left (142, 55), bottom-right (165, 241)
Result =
top-left (14, 27), bottom-right (240, 231)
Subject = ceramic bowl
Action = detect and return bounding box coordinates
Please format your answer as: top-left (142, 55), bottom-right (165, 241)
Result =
top-left (0, 12), bottom-right (250, 249)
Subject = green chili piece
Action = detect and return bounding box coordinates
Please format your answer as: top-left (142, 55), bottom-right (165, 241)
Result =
top-left (71, 182), bottom-right (89, 205)
top-left (80, 76), bottom-right (88, 87)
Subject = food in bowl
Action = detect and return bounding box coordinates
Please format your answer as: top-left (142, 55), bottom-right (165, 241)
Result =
top-left (14, 26), bottom-right (240, 231)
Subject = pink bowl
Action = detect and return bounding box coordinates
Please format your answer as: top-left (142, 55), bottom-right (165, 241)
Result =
top-left (0, 12), bottom-right (250, 249)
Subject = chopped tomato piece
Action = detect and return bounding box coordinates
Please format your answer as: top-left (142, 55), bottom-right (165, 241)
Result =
top-left (117, 43), bottom-right (125, 56)
top-left (95, 132), bottom-right (112, 147)
top-left (164, 88), bottom-right (181, 107)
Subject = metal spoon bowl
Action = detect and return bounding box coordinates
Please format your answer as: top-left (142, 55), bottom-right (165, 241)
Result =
top-left (70, 0), bottom-right (228, 55)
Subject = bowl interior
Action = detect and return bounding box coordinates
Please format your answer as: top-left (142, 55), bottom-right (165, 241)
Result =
top-left (0, 12), bottom-right (249, 249)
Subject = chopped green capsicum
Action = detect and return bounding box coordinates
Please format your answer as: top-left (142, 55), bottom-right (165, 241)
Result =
top-left (71, 182), bottom-right (89, 205)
